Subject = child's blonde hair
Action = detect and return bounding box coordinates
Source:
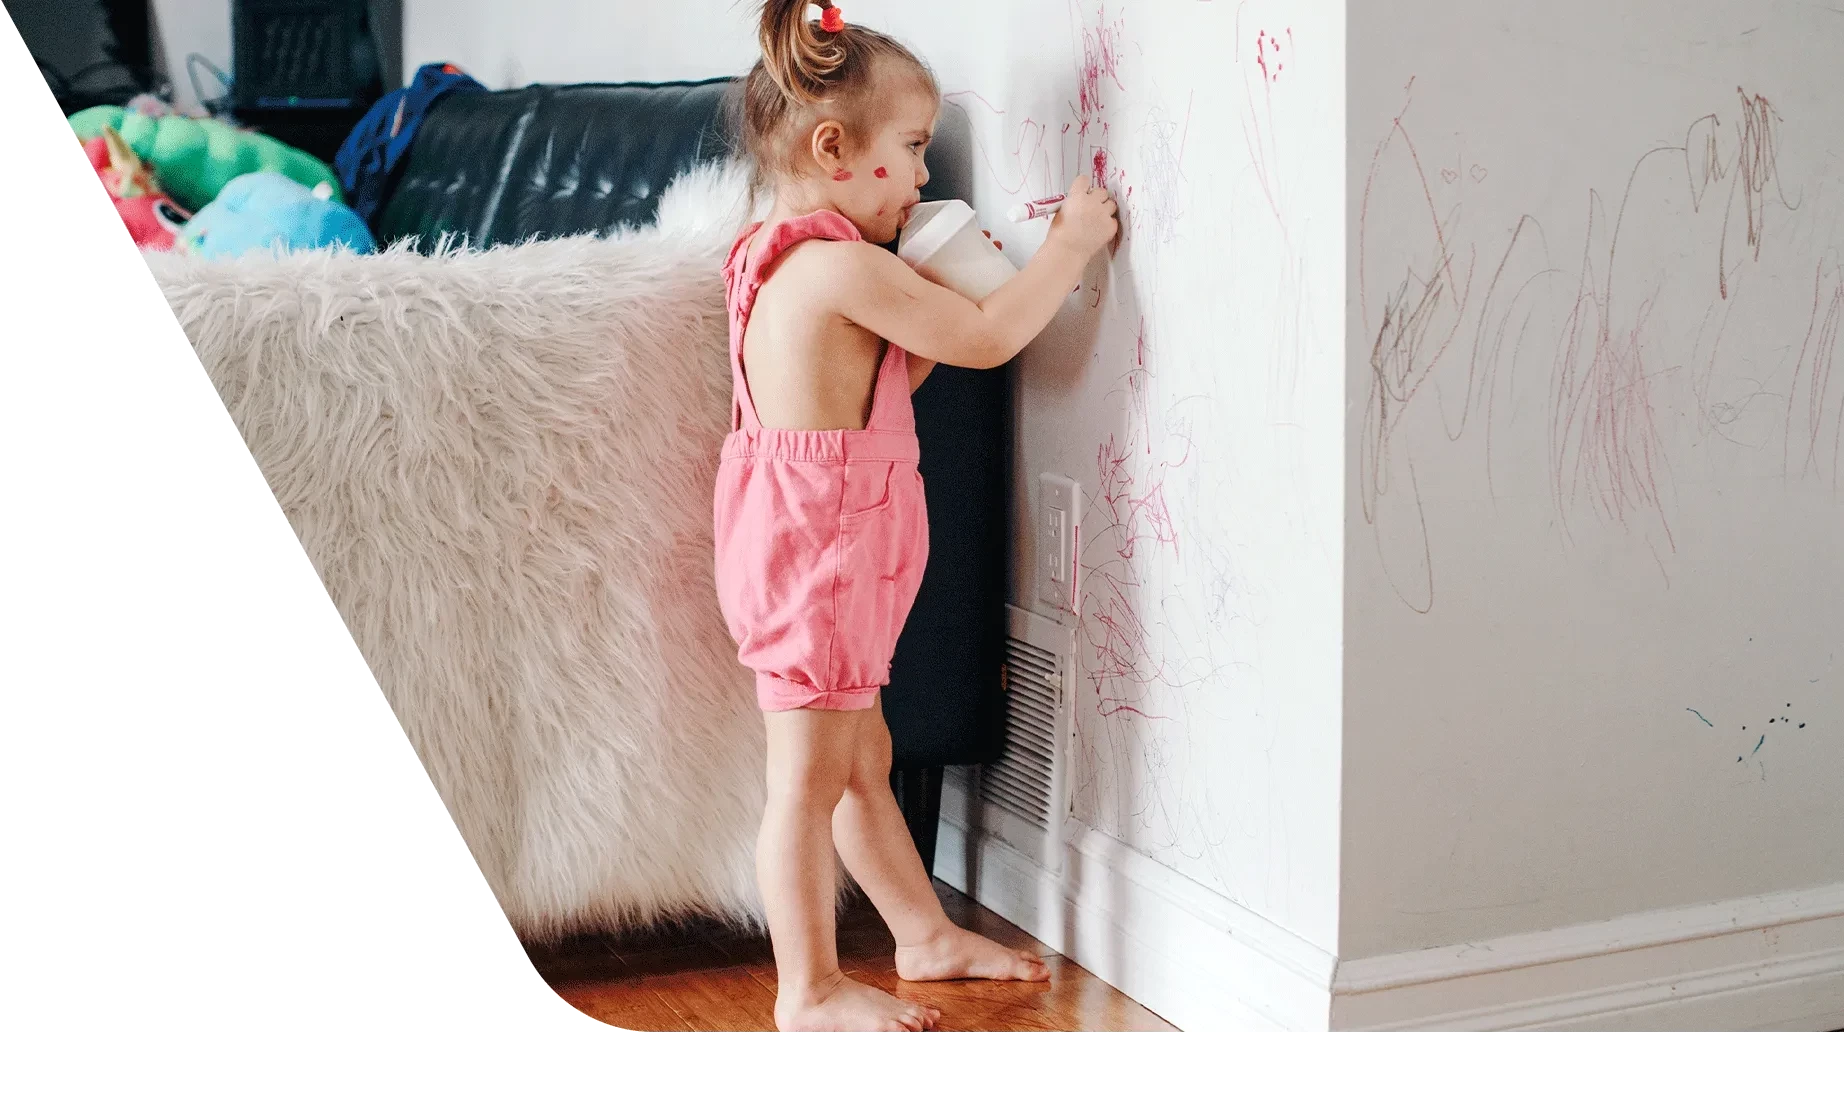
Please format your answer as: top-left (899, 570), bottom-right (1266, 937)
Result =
top-left (737, 1), bottom-right (938, 187)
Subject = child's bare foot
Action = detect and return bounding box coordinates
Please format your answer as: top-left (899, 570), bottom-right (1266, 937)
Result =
top-left (895, 925), bottom-right (1052, 983)
top-left (774, 970), bottom-right (942, 1032)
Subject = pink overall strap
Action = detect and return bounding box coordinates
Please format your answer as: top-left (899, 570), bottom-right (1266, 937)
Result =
top-left (729, 210), bottom-right (914, 434)
top-left (724, 223), bottom-right (762, 432)
top-left (862, 332), bottom-right (914, 433)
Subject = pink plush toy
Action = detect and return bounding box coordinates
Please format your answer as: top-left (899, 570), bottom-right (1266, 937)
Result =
top-left (82, 125), bottom-right (192, 251)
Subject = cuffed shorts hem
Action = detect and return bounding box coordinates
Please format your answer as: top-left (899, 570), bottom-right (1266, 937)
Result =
top-left (756, 673), bottom-right (879, 712)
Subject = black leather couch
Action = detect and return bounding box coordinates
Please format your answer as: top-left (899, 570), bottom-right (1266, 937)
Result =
top-left (368, 79), bottom-right (1010, 874)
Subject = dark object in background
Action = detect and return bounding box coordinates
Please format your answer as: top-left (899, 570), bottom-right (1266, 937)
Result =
top-left (881, 87), bottom-right (1012, 783)
top-left (370, 80), bottom-right (1011, 874)
top-left (7, 0), bottom-right (162, 116)
top-left (374, 80), bottom-right (735, 246)
top-left (335, 62), bottom-right (486, 229)
top-left (230, 0), bottom-right (401, 164)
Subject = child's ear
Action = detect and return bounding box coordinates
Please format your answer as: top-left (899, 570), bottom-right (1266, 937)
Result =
top-left (810, 120), bottom-right (848, 176)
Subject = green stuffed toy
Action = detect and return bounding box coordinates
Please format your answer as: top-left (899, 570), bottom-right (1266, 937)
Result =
top-left (69, 106), bottom-right (341, 214)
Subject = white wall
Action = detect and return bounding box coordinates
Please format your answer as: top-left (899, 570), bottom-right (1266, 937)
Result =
top-left (1343, 0), bottom-right (1844, 960)
top-left (921, 0), bottom-right (1346, 956)
top-left (403, 1), bottom-right (753, 89)
top-left (148, 0), bottom-right (230, 112)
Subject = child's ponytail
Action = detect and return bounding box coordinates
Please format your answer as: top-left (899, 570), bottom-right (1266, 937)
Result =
top-left (759, 0), bottom-right (846, 105)
top-left (738, 2), bottom-right (937, 186)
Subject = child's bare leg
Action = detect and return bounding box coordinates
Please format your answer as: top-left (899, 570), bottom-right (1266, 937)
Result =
top-left (831, 696), bottom-right (1050, 984)
top-left (759, 706), bottom-right (939, 1031)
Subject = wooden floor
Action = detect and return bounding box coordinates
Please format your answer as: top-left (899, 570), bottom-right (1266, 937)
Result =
top-left (526, 880), bottom-right (1176, 1032)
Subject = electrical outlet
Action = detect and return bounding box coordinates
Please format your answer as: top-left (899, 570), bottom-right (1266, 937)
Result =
top-left (1036, 474), bottom-right (1080, 614)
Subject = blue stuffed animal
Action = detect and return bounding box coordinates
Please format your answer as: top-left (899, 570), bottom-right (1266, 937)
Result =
top-left (180, 171), bottom-right (376, 259)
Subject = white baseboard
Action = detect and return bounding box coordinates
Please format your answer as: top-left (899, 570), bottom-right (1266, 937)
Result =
top-left (937, 776), bottom-right (1844, 1032)
top-left (1330, 882), bottom-right (1844, 1030)
top-left (932, 773), bottom-right (1338, 1031)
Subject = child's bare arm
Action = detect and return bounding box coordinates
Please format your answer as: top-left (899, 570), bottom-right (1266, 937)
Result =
top-left (828, 178), bottom-right (1118, 371)
top-left (829, 241), bottom-right (1087, 369)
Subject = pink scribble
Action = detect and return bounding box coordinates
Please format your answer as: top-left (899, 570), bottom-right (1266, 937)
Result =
top-left (1069, 4), bottom-right (1127, 212)
top-left (1075, 5), bottom-right (1126, 132)
top-left (1075, 313), bottom-right (1196, 723)
top-left (1358, 82), bottom-right (1479, 613)
top-left (1254, 26), bottom-right (1291, 85)
top-left (1355, 75), bottom-right (1835, 619)
top-left (942, 2), bottom-right (1147, 308)
top-left (1236, 15), bottom-right (1293, 229)
top-left (940, 91), bottom-right (1056, 196)
top-left (1135, 101), bottom-right (1187, 247)
top-left (1549, 256), bottom-right (1674, 550)
top-left (944, 5), bottom-right (1216, 755)
top-left (1782, 258), bottom-right (1844, 485)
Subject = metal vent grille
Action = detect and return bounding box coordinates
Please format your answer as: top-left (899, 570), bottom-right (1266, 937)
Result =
top-left (984, 634), bottom-right (1065, 831)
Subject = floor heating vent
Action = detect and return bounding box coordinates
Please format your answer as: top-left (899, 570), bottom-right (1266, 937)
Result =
top-left (948, 606), bottom-right (1076, 867)
top-left (988, 630), bottom-right (1063, 830)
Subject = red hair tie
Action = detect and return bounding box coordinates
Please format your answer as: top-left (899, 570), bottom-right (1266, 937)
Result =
top-left (819, 5), bottom-right (846, 33)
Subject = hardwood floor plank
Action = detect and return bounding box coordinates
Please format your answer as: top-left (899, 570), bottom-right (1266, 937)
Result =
top-left (641, 966), bottom-right (779, 1033)
top-left (537, 887), bottom-right (1175, 1032)
top-left (696, 923), bottom-right (776, 967)
top-left (615, 939), bottom-right (738, 977)
top-left (1037, 956), bottom-right (1176, 1031)
top-left (557, 983), bottom-right (693, 1032)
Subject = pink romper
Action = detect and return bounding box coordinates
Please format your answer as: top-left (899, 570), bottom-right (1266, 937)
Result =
top-left (713, 212), bottom-right (930, 713)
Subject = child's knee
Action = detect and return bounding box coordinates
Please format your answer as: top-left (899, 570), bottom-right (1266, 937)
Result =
top-left (774, 769), bottom-right (849, 815)
top-left (848, 709), bottom-right (894, 786)
top-left (765, 748), bottom-right (854, 812)
top-left (849, 739), bottom-right (894, 790)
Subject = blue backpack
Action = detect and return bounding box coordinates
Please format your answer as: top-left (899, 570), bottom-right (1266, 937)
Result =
top-left (335, 62), bottom-right (487, 227)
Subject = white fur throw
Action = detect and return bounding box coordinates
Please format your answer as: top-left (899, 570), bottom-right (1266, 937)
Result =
top-left (146, 162), bottom-right (783, 940)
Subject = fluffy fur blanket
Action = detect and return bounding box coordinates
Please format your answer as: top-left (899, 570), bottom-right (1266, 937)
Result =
top-left (146, 162), bottom-right (783, 939)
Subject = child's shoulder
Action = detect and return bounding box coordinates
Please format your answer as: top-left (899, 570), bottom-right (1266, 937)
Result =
top-left (753, 222), bottom-right (886, 288)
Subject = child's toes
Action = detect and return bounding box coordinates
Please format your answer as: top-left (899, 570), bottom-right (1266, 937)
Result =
top-left (1020, 952), bottom-right (1052, 981)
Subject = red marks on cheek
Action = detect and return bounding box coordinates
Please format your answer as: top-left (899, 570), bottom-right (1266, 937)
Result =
top-left (874, 166), bottom-right (889, 178)
top-left (832, 170), bottom-right (854, 182)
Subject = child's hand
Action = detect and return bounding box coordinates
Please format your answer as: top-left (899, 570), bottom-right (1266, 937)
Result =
top-left (1047, 176), bottom-right (1119, 257)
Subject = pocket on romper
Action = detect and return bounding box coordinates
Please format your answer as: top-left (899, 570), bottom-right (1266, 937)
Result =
top-left (839, 459), bottom-right (896, 519)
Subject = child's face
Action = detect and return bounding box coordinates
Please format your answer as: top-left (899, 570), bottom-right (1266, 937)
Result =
top-left (827, 90), bottom-right (938, 245)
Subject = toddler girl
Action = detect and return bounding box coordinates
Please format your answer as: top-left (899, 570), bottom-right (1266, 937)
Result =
top-left (716, 0), bottom-right (1118, 1032)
